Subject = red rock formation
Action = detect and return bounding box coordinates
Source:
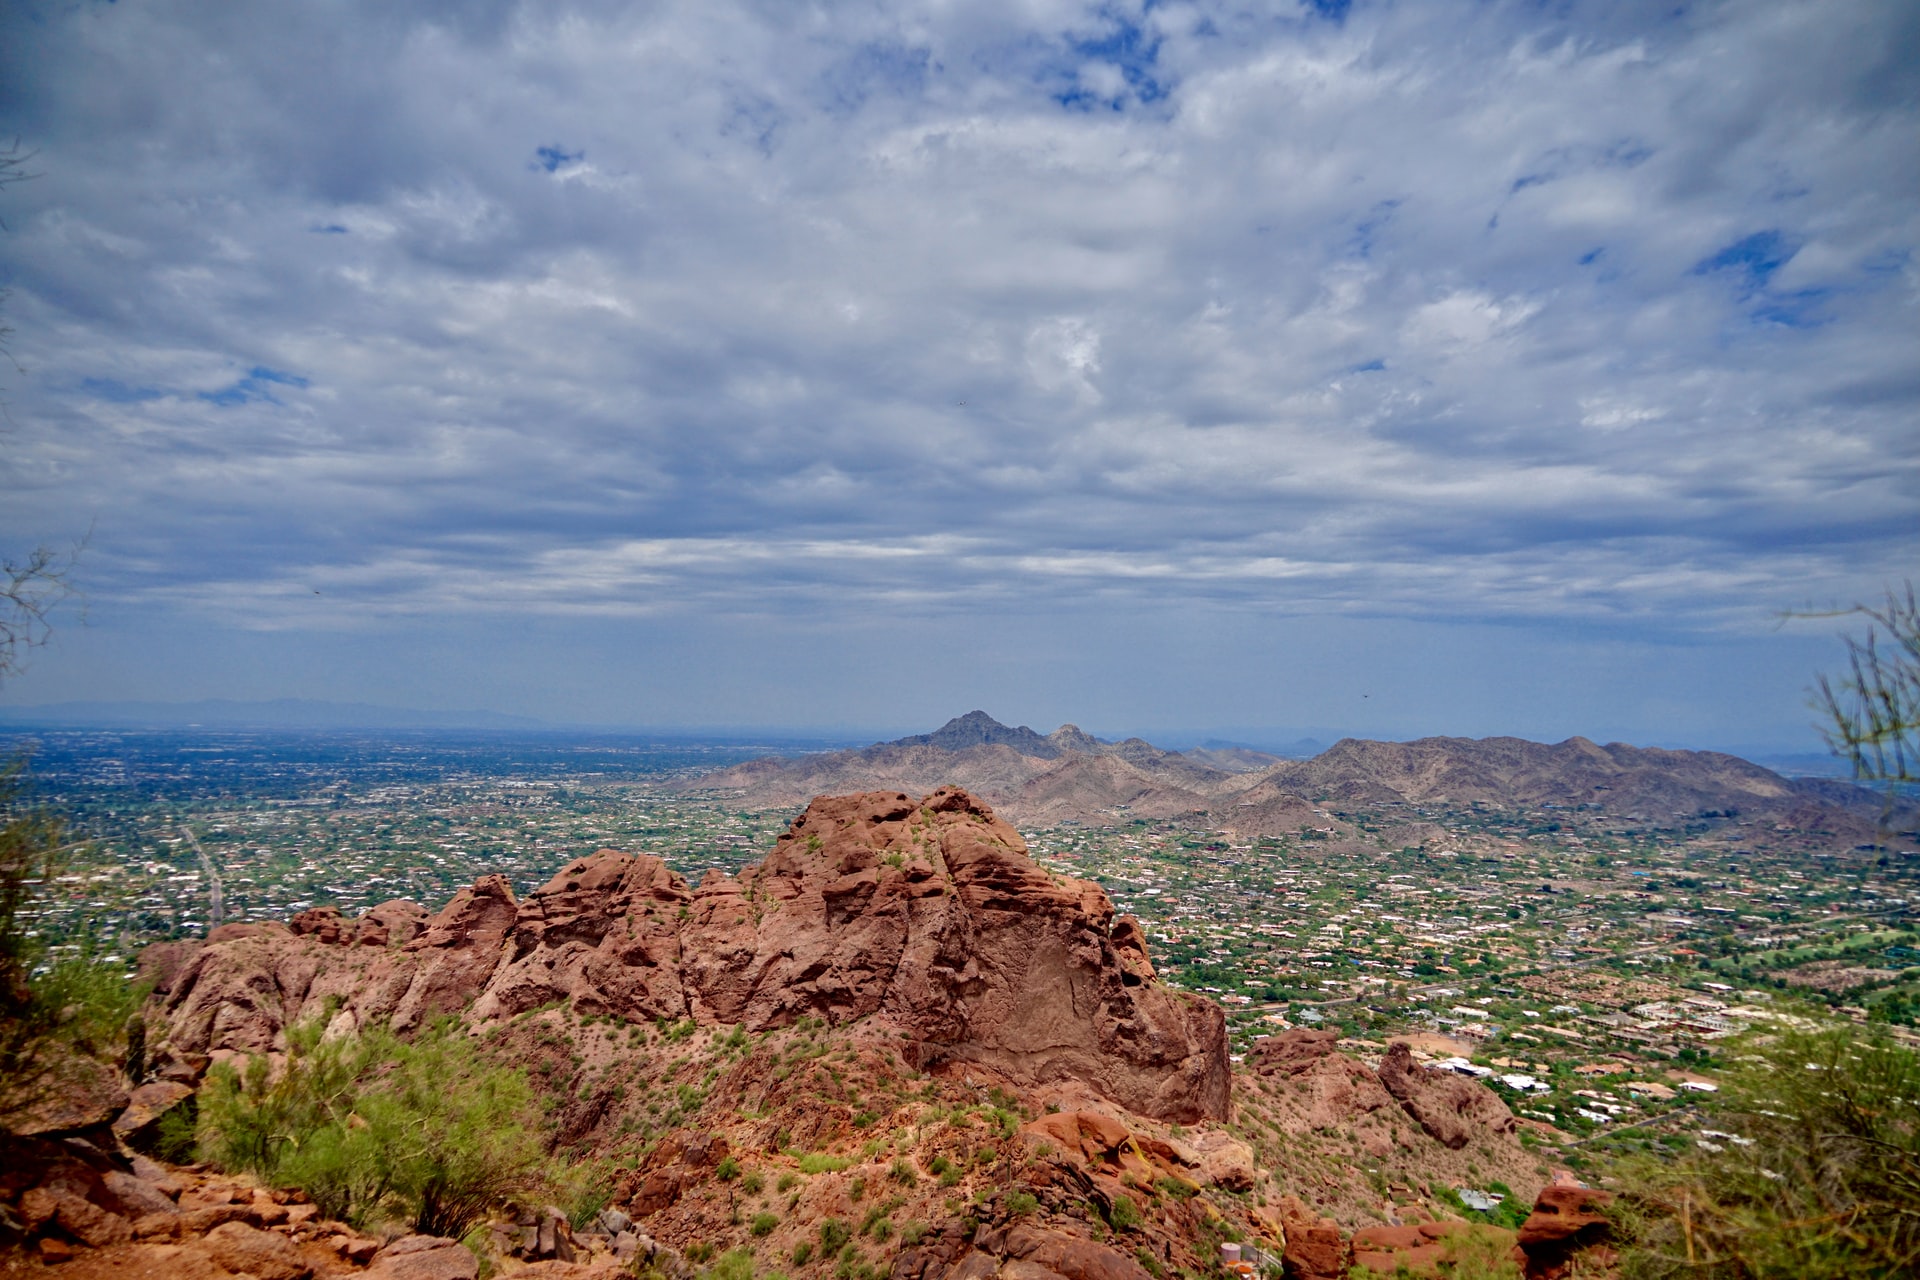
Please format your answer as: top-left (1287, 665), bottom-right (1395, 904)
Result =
top-left (1376, 1042), bottom-right (1516, 1150)
top-left (1514, 1184), bottom-right (1615, 1280)
top-left (148, 788), bottom-right (1228, 1123)
top-left (1275, 1195), bottom-right (1349, 1280)
top-left (1244, 1029), bottom-right (1402, 1155)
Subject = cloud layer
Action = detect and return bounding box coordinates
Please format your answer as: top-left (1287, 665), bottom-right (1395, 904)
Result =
top-left (0, 0), bottom-right (1915, 729)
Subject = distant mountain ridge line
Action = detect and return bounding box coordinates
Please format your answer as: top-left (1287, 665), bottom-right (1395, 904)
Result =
top-left (686, 711), bottom-right (1890, 837)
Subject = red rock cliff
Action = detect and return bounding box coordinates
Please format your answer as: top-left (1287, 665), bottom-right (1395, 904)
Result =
top-left (149, 787), bottom-right (1229, 1122)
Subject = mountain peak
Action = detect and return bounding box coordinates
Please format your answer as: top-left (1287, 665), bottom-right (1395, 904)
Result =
top-left (892, 711), bottom-right (1059, 756)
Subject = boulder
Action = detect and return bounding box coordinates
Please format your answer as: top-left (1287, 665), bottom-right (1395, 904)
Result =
top-left (199, 1219), bottom-right (313, 1280)
top-left (998, 1224), bottom-right (1157, 1280)
top-left (1184, 1130), bottom-right (1256, 1191)
top-left (101, 1168), bottom-right (179, 1218)
top-left (6, 1051), bottom-right (129, 1136)
top-left (1276, 1195), bottom-right (1350, 1280)
top-left (1377, 1043), bottom-right (1516, 1150)
top-left (365, 1234), bottom-right (481, 1280)
top-left (1515, 1184), bottom-right (1615, 1280)
top-left (112, 1079), bottom-right (196, 1148)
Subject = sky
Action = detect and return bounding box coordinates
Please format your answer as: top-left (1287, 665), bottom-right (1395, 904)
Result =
top-left (0, 0), bottom-right (1915, 748)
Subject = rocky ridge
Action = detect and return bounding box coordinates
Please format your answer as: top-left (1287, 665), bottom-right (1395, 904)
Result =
top-left (148, 786), bottom-right (1228, 1124)
top-left (687, 713), bottom-right (1890, 838)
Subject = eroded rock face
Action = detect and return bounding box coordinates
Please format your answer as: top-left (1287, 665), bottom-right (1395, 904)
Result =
top-left (149, 788), bottom-right (1229, 1123)
top-left (1244, 1029), bottom-right (1401, 1155)
top-left (1377, 1042), bottom-right (1516, 1150)
top-left (1515, 1184), bottom-right (1615, 1280)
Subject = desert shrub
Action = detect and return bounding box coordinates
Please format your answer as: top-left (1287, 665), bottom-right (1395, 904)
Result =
top-left (151, 1100), bottom-right (200, 1163)
top-left (1006, 1190), bottom-right (1039, 1216)
top-left (742, 1168), bottom-right (766, 1195)
top-left (1609, 1029), bottom-right (1920, 1280)
top-left (1109, 1194), bottom-right (1141, 1231)
top-left (197, 1015), bottom-right (544, 1237)
top-left (890, 1157), bottom-right (916, 1185)
top-left (791, 1241), bottom-right (814, 1266)
top-left (797, 1153), bottom-right (852, 1174)
top-left (716, 1155), bottom-right (741, 1182)
top-left (705, 1247), bottom-right (756, 1280)
top-left (1154, 1176), bottom-right (1196, 1201)
top-left (898, 1221), bottom-right (926, 1246)
top-left (777, 1171), bottom-right (800, 1192)
top-left (1134, 1248), bottom-right (1163, 1278)
top-left (0, 764), bottom-right (148, 1128)
top-left (751, 1211), bottom-right (780, 1237)
top-left (818, 1217), bottom-right (852, 1253)
top-left (848, 1175), bottom-right (866, 1203)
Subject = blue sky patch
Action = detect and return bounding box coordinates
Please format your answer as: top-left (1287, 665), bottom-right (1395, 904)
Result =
top-left (197, 366), bottom-right (310, 407)
top-left (80, 377), bottom-right (165, 403)
top-left (1054, 8), bottom-right (1169, 110)
top-left (533, 145), bottom-right (582, 173)
top-left (1692, 230), bottom-right (1798, 290)
top-left (310, 224), bottom-right (348, 234)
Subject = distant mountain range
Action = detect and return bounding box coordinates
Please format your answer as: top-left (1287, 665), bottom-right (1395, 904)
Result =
top-left (0, 698), bottom-right (547, 730)
top-left (687, 710), bottom-right (1897, 840)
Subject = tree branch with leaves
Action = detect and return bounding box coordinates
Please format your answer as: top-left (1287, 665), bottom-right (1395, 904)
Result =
top-left (1808, 582), bottom-right (1920, 792)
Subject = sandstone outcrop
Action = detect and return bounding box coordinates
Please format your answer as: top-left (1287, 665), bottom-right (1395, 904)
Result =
top-left (1377, 1042), bottom-right (1516, 1150)
top-left (1514, 1184), bottom-right (1615, 1280)
top-left (1275, 1195), bottom-right (1348, 1280)
top-left (147, 788), bottom-right (1228, 1123)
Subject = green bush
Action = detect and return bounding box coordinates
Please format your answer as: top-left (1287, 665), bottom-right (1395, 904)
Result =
top-left (1109, 1194), bottom-right (1141, 1231)
top-left (197, 1015), bottom-right (544, 1237)
top-left (1006, 1190), bottom-right (1039, 1216)
top-left (1610, 1029), bottom-right (1920, 1280)
top-left (818, 1218), bottom-right (851, 1253)
top-left (705, 1247), bottom-right (756, 1280)
top-left (791, 1241), bottom-right (814, 1266)
top-left (751, 1212), bottom-right (780, 1237)
top-left (797, 1153), bottom-right (852, 1174)
top-left (0, 764), bottom-right (148, 1129)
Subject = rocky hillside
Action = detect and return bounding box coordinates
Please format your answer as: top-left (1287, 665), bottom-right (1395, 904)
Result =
top-left (1, 787), bottom-right (1627, 1279)
top-left (148, 786), bottom-right (1228, 1123)
top-left (687, 713), bottom-right (1888, 837)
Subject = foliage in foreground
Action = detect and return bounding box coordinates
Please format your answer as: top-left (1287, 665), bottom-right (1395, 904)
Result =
top-left (0, 757), bottom-right (144, 1129)
top-left (1609, 1029), bottom-right (1920, 1280)
top-left (197, 1013), bottom-right (546, 1238)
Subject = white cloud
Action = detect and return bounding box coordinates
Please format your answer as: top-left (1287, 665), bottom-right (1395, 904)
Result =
top-left (0, 0), bottom-right (1914, 659)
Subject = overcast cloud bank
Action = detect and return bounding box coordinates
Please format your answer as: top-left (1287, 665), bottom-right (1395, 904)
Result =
top-left (0, 0), bottom-right (1914, 739)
